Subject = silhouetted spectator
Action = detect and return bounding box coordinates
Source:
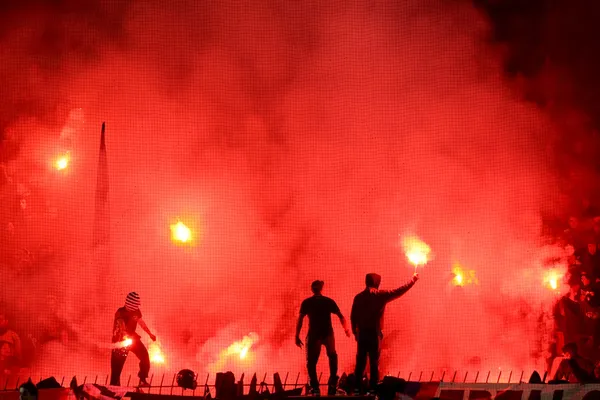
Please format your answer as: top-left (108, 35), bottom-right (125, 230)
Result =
top-left (110, 292), bottom-right (156, 387)
top-left (581, 239), bottom-right (600, 279)
top-left (0, 312), bottom-right (21, 375)
top-left (581, 272), bottom-right (600, 308)
top-left (351, 272), bottom-right (419, 391)
top-left (553, 343), bottom-right (594, 383)
top-left (564, 216), bottom-right (585, 256)
top-left (553, 281), bottom-right (584, 354)
top-left (295, 280), bottom-right (350, 395)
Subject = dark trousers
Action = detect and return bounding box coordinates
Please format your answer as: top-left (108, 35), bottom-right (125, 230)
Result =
top-left (110, 339), bottom-right (150, 386)
top-left (354, 331), bottom-right (382, 389)
top-left (306, 333), bottom-right (338, 390)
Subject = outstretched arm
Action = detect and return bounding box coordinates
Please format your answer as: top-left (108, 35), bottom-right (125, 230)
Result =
top-left (380, 273), bottom-right (419, 303)
top-left (138, 319), bottom-right (156, 341)
top-left (295, 314), bottom-right (305, 348)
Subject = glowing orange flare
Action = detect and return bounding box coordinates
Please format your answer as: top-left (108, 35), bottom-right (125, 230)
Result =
top-left (225, 332), bottom-right (259, 361)
top-left (543, 269), bottom-right (564, 292)
top-left (54, 152), bottom-right (70, 170)
top-left (170, 221), bottom-right (192, 243)
top-left (239, 347), bottom-right (249, 360)
top-left (149, 342), bottom-right (165, 364)
top-left (402, 235), bottom-right (431, 266)
top-left (454, 272), bottom-right (463, 286)
top-left (114, 337), bottom-right (132, 349)
top-left (452, 264), bottom-right (478, 286)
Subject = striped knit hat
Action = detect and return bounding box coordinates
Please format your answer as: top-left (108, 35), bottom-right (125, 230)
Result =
top-left (125, 292), bottom-right (141, 311)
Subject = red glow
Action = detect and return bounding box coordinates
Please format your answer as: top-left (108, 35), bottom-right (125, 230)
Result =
top-left (0, 0), bottom-right (573, 383)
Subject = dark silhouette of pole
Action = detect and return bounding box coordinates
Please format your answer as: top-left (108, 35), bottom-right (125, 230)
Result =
top-left (93, 122), bottom-right (111, 311)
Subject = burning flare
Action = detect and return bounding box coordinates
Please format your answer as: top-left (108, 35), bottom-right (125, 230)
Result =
top-left (452, 263), bottom-right (478, 286)
top-left (54, 152), bottom-right (70, 170)
top-left (543, 268), bottom-right (564, 292)
top-left (402, 235), bottom-right (431, 267)
top-left (225, 332), bottom-right (259, 361)
top-left (170, 220), bottom-right (192, 243)
top-left (149, 342), bottom-right (165, 364)
top-left (113, 337), bottom-right (133, 349)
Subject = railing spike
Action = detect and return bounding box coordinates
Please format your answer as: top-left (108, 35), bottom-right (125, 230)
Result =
top-left (159, 374), bottom-right (165, 395)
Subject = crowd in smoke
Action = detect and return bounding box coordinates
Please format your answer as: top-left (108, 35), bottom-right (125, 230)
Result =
top-left (1, 0), bottom-right (599, 388)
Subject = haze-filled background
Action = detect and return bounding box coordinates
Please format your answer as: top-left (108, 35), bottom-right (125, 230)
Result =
top-left (1, 0), bottom-right (599, 385)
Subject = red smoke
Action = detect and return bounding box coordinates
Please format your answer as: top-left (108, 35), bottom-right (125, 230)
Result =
top-left (0, 0), bottom-right (568, 383)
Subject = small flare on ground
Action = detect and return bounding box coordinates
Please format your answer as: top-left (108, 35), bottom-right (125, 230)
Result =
top-left (149, 342), bottom-right (165, 364)
top-left (225, 332), bottom-right (259, 360)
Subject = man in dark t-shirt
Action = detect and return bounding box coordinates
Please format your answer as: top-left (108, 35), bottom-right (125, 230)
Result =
top-left (110, 292), bottom-right (157, 387)
top-left (295, 280), bottom-right (350, 395)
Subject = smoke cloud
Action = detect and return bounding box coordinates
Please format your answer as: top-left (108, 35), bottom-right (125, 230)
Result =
top-left (0, 0), bottom-right (568, 382)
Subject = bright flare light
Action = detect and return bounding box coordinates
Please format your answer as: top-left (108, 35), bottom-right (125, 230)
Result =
top-left (452, 264), bottom-right (478, 286)
top-left (54, 152), bottom-right (70, 170)
top-left (114, 337), bottom-right (132, 349)
top-left (149, 342), bottom-right (165, 364)
top-left (402, 235), bottom-right (431, 267)
top-left (225, 332), bottom-right (259, 361)
top-left (170, 221), bottom-right (192, 243)
top-left (544, 269), bottom-right (564, 292)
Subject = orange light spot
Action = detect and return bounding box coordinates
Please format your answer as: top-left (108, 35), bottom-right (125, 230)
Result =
top-left (225, 333), bottom-right (259, 361)
top-left (55, 153), bottom-right (70, 170)
top-left (452, 263), bottom-right (478, 286)
top-left (170, 221), bottom-right (192, 243)
top-left (543, 269), bottom-right (564, 292)
top-left (149, 342), bottom-right (165, 364)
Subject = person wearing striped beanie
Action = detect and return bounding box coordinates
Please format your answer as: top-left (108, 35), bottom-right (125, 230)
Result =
top-left (110, 292), bottom-right (157, 387)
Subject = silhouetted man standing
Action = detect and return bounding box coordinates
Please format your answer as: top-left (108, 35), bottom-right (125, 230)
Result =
top-left (351, 273), bottom-right (419, 391)
top-left (296, 280), bottom-right (351, 395)
top-left (110, 292), bottom-right (157, 387)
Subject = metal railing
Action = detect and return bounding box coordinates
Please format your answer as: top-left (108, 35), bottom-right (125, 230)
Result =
top-left (0, 369), bottom-right (536, 395)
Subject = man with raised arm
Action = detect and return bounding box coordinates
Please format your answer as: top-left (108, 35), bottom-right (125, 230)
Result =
top-left (351, 272), bottom-right (419, 392)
